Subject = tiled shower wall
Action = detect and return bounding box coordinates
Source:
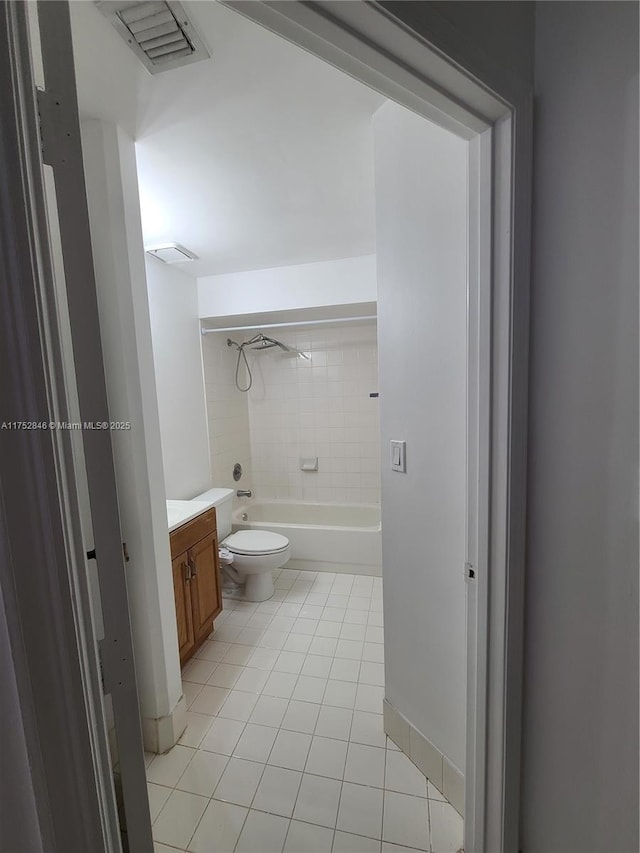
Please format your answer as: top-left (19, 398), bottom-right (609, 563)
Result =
top-left (201, 333), bottom-right (253, 494)
top-left (247, 322), bottom-right (380, 504)
top-left (202, 321), bottom-right (380, 504)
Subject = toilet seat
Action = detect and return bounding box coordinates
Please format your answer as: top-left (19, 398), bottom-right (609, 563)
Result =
top-left (224, 530), bottom-right (289, 556)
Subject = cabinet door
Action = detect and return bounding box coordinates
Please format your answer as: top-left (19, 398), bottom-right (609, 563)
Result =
top-left (172, 552), bottom-right (195, 663)
top-left (189, 531), bottom-right (222, 644)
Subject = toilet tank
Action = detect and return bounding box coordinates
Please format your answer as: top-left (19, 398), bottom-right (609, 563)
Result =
top-left (192, 488), bottom-right (235, 539)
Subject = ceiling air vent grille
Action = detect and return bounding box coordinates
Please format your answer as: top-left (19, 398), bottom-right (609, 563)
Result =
top-left (96, 1), bottom-right (210, 74)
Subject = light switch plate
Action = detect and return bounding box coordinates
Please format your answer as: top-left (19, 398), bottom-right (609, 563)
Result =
top-left (390, 440), bottom-right (406, 472)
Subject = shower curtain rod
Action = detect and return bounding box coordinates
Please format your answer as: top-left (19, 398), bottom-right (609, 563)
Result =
top-left (201, 315), bottom-right (377, 334)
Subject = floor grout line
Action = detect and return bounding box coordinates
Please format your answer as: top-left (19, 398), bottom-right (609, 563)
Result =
top-left (150, 570), bottom-right (452, 853)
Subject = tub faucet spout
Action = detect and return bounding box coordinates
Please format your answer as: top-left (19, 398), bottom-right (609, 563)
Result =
top-left (237, 489), bottom-right (252, 498)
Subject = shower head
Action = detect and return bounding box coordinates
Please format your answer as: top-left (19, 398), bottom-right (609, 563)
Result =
top-left (249, 334), bottom-right (291, 352)
top-left (250, 336), bottom-right (285, 349)
top-left (227, 334), bottom-right (279, 350)
top-left (257, 335), bottom-right (311, 359)
top-left (228, 333), bottom-right (290, 352)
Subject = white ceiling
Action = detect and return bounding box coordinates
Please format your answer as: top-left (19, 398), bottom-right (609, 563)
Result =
top-left (71, 1), bottom-right (385, 277)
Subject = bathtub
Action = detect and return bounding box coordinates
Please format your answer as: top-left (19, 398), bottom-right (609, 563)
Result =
top-left (231, 501), bottom-right (382, 576)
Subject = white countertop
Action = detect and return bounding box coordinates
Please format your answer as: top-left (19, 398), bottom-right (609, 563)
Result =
top-left (166, 499), bottom-right (216, 533)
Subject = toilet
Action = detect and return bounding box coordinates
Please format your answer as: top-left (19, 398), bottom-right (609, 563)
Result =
top-left (193, 488), bottom-right (290, 602)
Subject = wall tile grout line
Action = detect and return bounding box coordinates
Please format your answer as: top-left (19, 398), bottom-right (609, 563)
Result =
top-left (203, 323), bottom-right (381, 505)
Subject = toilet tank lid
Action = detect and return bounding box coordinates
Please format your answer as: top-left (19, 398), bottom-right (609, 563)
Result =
top-left (192, 488), bottom-right (234, 506)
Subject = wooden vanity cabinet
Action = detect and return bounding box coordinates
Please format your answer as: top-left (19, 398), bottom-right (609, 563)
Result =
top-left (172, 552), bottom-right (196, 662)
top-left (170, 508), bottom-right (222, 666)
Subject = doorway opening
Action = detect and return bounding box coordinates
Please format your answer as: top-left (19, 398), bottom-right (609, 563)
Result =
top-left (4, 2), bottom-right (531, 852)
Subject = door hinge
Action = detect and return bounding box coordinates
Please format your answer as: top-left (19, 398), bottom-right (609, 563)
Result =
top-left (86, 543), bottom-right (129, 562)
top-left (465, 562), bottom-right (476, 581)
top-left (36, 88), bottom-right (75, 168)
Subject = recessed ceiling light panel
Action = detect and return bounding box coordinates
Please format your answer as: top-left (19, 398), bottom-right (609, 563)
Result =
top-left (146, 242), bottom-right (198, 264)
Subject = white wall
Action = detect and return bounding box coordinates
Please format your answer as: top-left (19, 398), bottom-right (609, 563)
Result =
top-left (145, 258), bottom-right (210, 500)
top-left (246, 322), bottom-right (380, 504)
top-left (383, 1), bottom-right (534, 89)
top-left (201, 333), bottom-right (253, 495)
top-left (81, 121), bottom-right (183, 728)
top-left (70, 0), bottom-right (151, 138)
top-left (377, 0), bottom-right (638, 845)
top-left (521, 4), bottom-right (639, 852)
top-left (374, 102), bottom-right (468, 771)
top-left (198, 255), bottom-right (376, 319)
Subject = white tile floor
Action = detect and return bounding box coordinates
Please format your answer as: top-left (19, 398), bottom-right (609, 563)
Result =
top-left (147, 568), bottom-right (463, 853)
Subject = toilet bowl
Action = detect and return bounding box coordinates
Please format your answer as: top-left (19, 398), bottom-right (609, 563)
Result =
top-left (192, 488), bottom-right (290, 602)
top-left (222, 530), bottom-right (290, 602)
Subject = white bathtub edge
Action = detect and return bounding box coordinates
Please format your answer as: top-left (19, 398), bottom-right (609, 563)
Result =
top-left (285, 558), bottom-right (382, 578)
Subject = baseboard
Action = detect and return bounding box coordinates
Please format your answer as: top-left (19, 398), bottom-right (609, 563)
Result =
top-left (383, 697), bottom-right (464, 817)
top-left (285, 558), bottom-right (382, 577)
top-left (142, 695), bottom-right (187, 754)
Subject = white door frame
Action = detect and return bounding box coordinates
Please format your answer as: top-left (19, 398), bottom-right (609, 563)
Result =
top-left (222, 4), bottom-right (532, 851)
top-left (1, 8), bottom-right (117, 849)
top-left (1, 2), bottom-right (152, 850)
